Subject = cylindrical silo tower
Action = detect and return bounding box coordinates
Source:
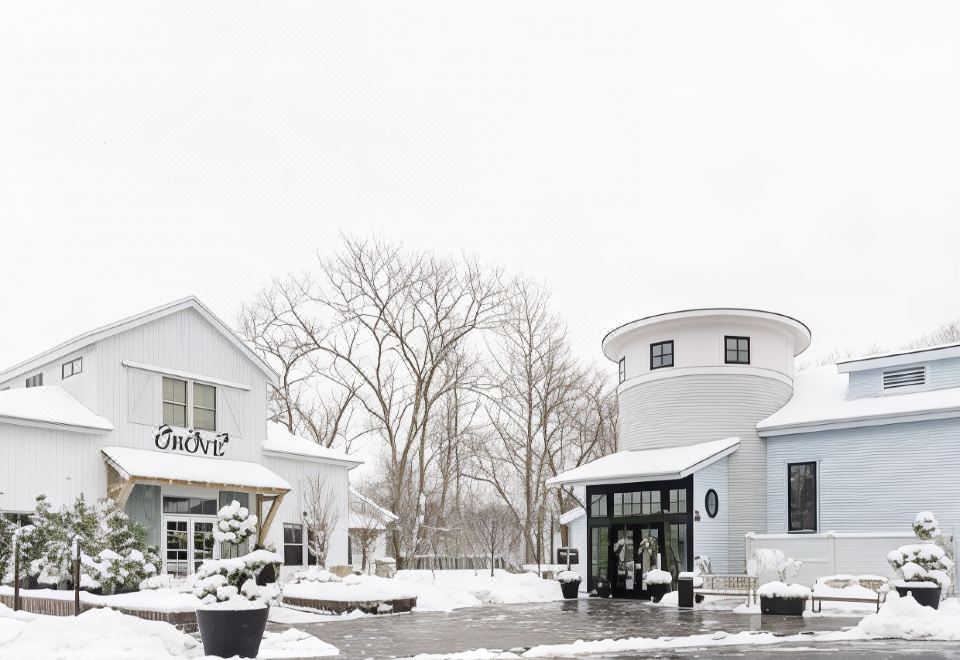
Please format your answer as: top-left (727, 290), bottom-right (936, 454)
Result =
top-left (602, 308), bottom-right (811, 570)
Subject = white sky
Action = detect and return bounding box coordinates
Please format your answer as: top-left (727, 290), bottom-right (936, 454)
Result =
top-left (2, 1), bottom-right (958, 373)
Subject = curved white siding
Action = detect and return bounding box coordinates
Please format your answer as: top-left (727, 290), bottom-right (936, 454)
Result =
top-left (619, 374), bottom-right (792, 569)
top-left (693, 456), bottom-right (729, 573)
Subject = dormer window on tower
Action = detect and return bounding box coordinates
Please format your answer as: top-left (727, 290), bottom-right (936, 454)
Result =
top-left (724, 336), bottom-right (750, 364)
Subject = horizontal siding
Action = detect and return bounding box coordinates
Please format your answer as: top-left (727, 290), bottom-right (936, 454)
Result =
top-left (848, 356), bottom-right (960, 398)
top-left (619, 374), bottom-right (792, 570)
top-left (766, 417), bottom-right (960, 539)
top-left (693, 457), bottom-right (729, 573)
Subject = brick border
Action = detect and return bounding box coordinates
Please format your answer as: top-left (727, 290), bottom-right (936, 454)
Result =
top-left (281, 595), bottom-right (417, 614)
top-left (0, 593), bottom-right (198, 633)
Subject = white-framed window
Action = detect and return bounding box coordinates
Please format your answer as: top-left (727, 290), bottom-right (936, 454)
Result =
top-left (618, 358), bottom-right (626, 384)
top-left (162, 377), bottom-right (217, 431)
top-left (25, 373), bottom-right (43, 388)
top-left (62, 357), bottom-right (82, 379)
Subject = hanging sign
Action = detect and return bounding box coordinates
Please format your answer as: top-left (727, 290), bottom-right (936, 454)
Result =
top-left (154, 424), bottom-right (230, 457)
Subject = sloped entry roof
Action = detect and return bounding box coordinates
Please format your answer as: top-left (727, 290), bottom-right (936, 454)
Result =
top-left (102, 445), bottom-right (291, 494)
top-left (548, 436), bottom-right (739, 487)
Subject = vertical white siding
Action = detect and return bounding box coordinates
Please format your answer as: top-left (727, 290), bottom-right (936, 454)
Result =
top-left (766, 418), bottom-right (960, 542)
top-left (692, 457), bottom-right (729, 573)
top-left (261, 453), bottom-right (352, 571)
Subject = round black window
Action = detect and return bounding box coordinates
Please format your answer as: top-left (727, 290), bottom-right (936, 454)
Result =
top-left (705, 489), bottom-right (719, 518)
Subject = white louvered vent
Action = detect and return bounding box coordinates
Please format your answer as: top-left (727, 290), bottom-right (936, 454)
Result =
top-left (883, 367), bottom-right (926, 390)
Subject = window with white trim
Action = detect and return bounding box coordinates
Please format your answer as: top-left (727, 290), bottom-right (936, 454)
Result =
top-left (618, 358), bottom-right (626, 384)
top-left (162, 376), bottom-right (216, 431)
top-left (25, 373), bottom-right (43, 388)
top-left (62, 357), bottom-right (82, 379)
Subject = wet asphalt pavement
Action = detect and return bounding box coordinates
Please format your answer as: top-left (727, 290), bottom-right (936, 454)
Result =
top-left (265, 598), bottom-right (960, 659)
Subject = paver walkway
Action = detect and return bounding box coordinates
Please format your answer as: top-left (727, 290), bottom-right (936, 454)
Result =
top-left (266, 598), bottom-right (960, 659)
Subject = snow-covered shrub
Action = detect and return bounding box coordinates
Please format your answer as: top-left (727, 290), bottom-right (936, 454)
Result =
top-left (693, 554), bottom-right (711, 575)
top-left (139, 573), bottom-right (173, 590)
top-left (193, 550), bottom-right (283, 605)
top-left (747, 548), bottom-right (802, 582)
top-left (645, 569), bottom-right (673, 586)
top-left (0, 518), bottom-right (15, 584)
top-left (13, 494), bottom-right (159, 592)
top-left (212, 500), bottom-right (258, 546)
top-left (888, 511), bottom-right (955, 592)
top-left (913, 511), bottom-right (942, 541)
top-left (756, 581), bottom-right (812, 600)
top-left (557, 570), bottom-right (581, 584)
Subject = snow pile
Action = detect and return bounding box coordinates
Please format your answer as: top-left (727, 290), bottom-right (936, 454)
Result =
top-left (283, 570), bottom-right (563, 612)
top-left (756, 581), bottom-right (811, 599)
top-left (293, 566), bottom-right (343, 583)
top-left (0, 607), bottom-right (201, 659)
top-left (284, 573), bottom-right (418, 603)
top-left (259, 628), bottom-right (339, 658)
top-left (213, 499), bottom-right (258, 545)
top-left (747, 548), bottom-right (801, 582)
top-left (556, 571), bottom-right (580, 584)
top-left (644, 569), bottom-right (672, 586)
top-left (843, 593), bottom-right (960, 641)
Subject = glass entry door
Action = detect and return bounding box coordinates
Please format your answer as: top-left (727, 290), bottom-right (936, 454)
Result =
top-left (637, 523), bottom-right (664, 596)
top-left (611, 526), bottom-right (639, 598)
top-left (164, 515), bottom-right (217, 576)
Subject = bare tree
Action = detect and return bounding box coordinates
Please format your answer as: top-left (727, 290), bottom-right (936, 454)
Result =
top-left (469, 277), bottom-right (579, 563)
top-left (348, 494), bottom-right (388, 573)
top-left (303, 472), bottom-right (340, 567)
top-left (462, 499), bottom-right (516, 577)
top-left (243, 236), bottom-right (503, 567)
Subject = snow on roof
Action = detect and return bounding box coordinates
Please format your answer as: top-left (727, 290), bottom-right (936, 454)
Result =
top-left (559, 507), bottom-right (585, 525)
top-left (102, 446), bottom-right (291, 492)
top-left (836, 341), bottom-right (960, 373)
top-left (0, 296), bottom-right (276, 385)
top-left (263, 421), bottom-right (362, 467)
top-left (548, 436), bottom-right (740, 487)
top-left (349, 488), bottom-right (398, 523)
top-left (757, 365), bottom-right (960, 435)
top-left (0, 386), bottom-right (113, 432)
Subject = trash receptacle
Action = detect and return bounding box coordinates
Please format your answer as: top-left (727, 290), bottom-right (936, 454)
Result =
top-left (678, 572), bottom-right (695, 608)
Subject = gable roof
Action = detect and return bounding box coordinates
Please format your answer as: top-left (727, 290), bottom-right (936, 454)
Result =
top-left (0, 296), bottom-right (277, 384)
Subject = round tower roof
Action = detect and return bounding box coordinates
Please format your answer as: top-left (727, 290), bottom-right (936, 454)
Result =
top-left (601, 308), bottom-right (812, 361)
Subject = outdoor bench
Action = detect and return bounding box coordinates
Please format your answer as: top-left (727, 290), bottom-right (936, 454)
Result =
top-left (693, 574), bottom-right (759, 606)
top-left (811, 578), bottom-right (888, 613)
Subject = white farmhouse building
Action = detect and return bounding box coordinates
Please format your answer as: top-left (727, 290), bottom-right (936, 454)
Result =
top-left (552, 308), bottom-right (960, 597)
top-left (0, 297), bottom-right (360, 577)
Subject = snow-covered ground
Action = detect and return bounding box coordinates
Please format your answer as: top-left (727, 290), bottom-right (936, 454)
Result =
top-left (284, 570), bottom-right (564, 613)
top-left (0, 603), bottom-right (338, 659)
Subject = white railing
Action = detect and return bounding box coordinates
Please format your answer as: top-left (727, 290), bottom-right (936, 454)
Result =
top-left (745, 529), bottom-right (958, 595)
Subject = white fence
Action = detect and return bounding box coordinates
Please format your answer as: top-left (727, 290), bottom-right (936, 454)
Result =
top-left (745, 529), bottom-right (958, 595)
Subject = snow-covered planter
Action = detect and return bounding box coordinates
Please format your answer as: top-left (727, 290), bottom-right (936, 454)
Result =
top-left (757, 581), bottom-right (811, 616)
top-left (888, 511), bottom-right (955, 609)
top-left (293, 566), bottom-right (343, 584)
top-left (644, 569), bottom-right (672, 602)
top-left (194, 549), bottom-right (281, 659)
top-left (556, 570), bottom-right (581, 599)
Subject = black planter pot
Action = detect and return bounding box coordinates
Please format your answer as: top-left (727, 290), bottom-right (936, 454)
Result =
top-left (256, 562), bottom-right (278, 587)
top-left (647, 583), bottom-right (671, 603)
top-left (196, 605), bottom-right (270, 659)
top-left (895, 584), bottom-right (941, 609)
top-left (594, 580), bottom-right (612, 598)
top-left (760, 595), bottom-right (807, 616)
top-left (560, 579), bottom-right (581, 599)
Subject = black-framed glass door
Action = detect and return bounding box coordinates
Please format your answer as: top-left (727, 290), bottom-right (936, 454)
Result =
top-left (611, 523), bottom-right (665, 598)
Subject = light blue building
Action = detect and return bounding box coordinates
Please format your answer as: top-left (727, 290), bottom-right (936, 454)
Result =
top-left (552, 309), bottom-right (960, 597)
